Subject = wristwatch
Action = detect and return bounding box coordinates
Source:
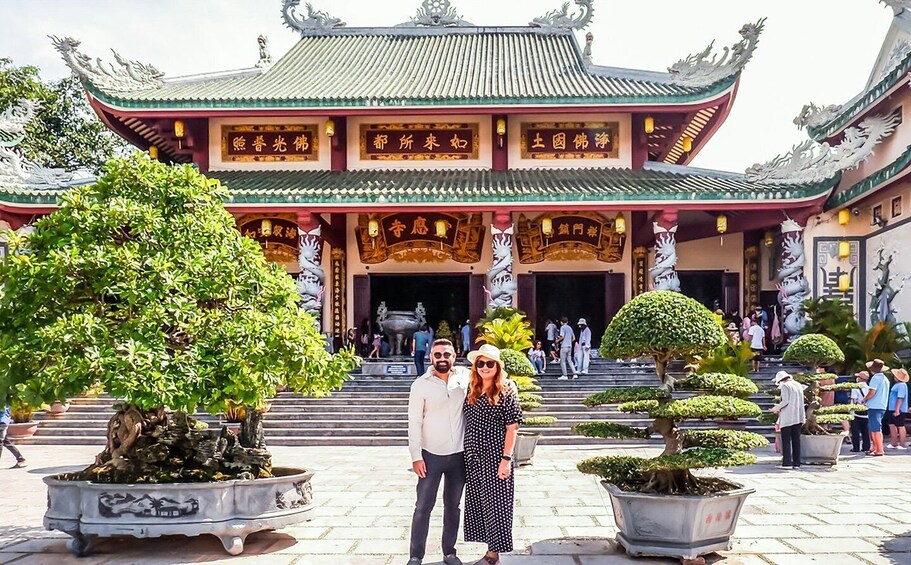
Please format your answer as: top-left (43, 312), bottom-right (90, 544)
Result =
top-left (501, 455), bottom-right (512, 462)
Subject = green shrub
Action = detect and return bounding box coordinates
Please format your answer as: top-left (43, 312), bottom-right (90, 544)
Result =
top-left (677, 373), bottom-right (758, 399)
top-left (651, 396), bottom-right (761, 420)
top-left (618, 400), bottom-right (660, 414)
top-left (578, 456), bottom-right (648, 491)
top-left (816, 404), bottom-right (868, 415)
top-left (693, 341), bottom-right (755, 378)
top-left (783, 334), bottom-right (845, 369)
top-left (501, 348), bottom-right (536, 377)
top-left (524, 415), bottom-right (557, 426)
top-left (583, 387), bottom-right (670, 407)
top-left (682, 429), bottom-right (769, 450)
top-left (643, 448), bottom-right (757, 472)
top-left (573, 421), bottom-right (651, 440)
top-left (435, 321), bottom-right (452, 341)
top-left (477, 313), bottom-right (533, 351)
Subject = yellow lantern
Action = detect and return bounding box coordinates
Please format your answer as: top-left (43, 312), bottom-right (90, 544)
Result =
top-left (435, 218), bottom-right (448, 238)
top-left (496, 118), bottom-right (507, 136)
top-left (367, 219), bottom-right (380, 238)
top-left (681, 135), bottom-right (693, 153)
top-left (325, 119), bottom-right (336, 138)
top-left (838, 209), bottom-right (850, 226)
top-left (838, 273), bottom-right (851, 293)
top-left (717, 214), bottom-right (728, 234)
top-left (838, 240), bottom-right (851, 258)
top-left (174, 119), bottom-right (185, 139)
top-left (541, 217), bottom-right (553, 236)
top-left (260, 219), bottom-right (273, 237)
top-left (644, 115), bottom-right (655, 134)
top-left (763, 230), bottom-right (775, 248)
top-left (148, 145), bottom-right (159, 160)
top-left (615, 212), bottom-right (627, 235)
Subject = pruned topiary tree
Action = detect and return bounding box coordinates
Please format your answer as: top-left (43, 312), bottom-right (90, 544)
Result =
top-left (574, 291), bottom-right (767, 495)
top-left (0, 155), bottom-right (359, 483)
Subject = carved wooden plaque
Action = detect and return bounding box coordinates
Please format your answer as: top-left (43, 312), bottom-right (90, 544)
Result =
top-left (516, 212), bottom-right (625, 263)
top-left (360, 123), bottom-right (480, 161)
top-left (222, 125), bottom-right (318, 162)
top-left (520, 122), bottom-right (620, 159)
top-left (356, 213), bottom-right (485, 264)
top-left (237, 215), bottom-right (300, 264)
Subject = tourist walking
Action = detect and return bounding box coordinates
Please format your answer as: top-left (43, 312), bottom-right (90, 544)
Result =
top-left (345, 328), bottom-right (357, 350)
top-left (407, 339), bottom-right (469, 565)
top-left (850, 371), bottom-right (871, 453)
top-left (464, 344), bottom-right (522, 565)
top-left (412, 325), bottom-right (433, 376)
top-left (769, 371), bottom-right (805, 469)
top-left (461, 320), bottom-right (471, 357)
top-left (861, 359), bottom-right (891, 456)
top-left (556, 317), bottom-right (577, 380)
top-left (575, 318), bottom-right (592, 375)
top-left (543, 319), bottom-right (558, 360)
top-left (747, 316), bottom-right (766, 373)
top-left (528, 341), bottom-right (546, 374)
top-left (369, 332), bottom-right (382, 358)
top-left (887, 368), bottom-right (909, 450)
top-left (0, 406), bottom-right (26, 469)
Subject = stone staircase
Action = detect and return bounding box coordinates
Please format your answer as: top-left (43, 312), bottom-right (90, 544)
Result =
top-left (19, 358), bottom-right (800, 447)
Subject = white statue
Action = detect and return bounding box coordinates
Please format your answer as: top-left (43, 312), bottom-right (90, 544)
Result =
top-left (668, 20), bottom-right (765, 88)
top-left (650, 224), bottom-right (680, 292)
top-left (487, 225), bottom-right (515, 308)
top-left (777, 219), bottom-right (810, 337)
top-left (296, 227), bottom-right (324, 319)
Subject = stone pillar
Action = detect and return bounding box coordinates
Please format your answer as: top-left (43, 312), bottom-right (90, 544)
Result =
top-left (488, 212), bottom-right (515, 308)
top-left (296, 212), bottom-right (324, 326)
top-left (777, 218), bottom-right (810, 338)
top-left (649, 211), bottom-right (680, 292)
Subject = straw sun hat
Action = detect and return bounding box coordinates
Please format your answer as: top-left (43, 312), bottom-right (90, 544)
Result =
top-left (467, 344), bottom-right (505, 373)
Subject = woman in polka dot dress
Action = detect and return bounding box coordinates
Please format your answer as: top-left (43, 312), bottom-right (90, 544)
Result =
top-left (464, 344), bottom-right (523, 565)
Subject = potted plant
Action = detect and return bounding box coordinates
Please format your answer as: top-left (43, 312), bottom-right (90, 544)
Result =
top-left (0, 155), bottom-right (358, 557)
top-left (501, 349), bottom-right (556, 465)
top-left (677, 372), bottom-right (758, 430)
top-left (49, 400), bottom-right (71, 417)
top-left (8, 399), bottom-right (39, 438)
top-left (573, 291), bottom-right (765, 562)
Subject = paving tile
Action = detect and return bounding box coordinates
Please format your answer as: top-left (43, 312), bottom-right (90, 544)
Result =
top-left (729, 537), bottom-right (796, 554)
top-left (816, 513), bottom-right (899, 525)
top-left (269, 538), bottom-right (357, 554)
top-left (323, 527), bottom-right (406, 540)
top-left (350, 538), bottom-right (411, 554)
top-left (0, 554), bottom-right (25, 565)
top-left (732, 525), bottom-right (811, 538)
top-left (521, 516), bottom-right (598, 527)
top-left (741, 513), bottom-right (821, 526)
top-left (797, 524), bottom-right (891, 537)
top-left (528, 537), bottom-right (615, 555)
top-left (765, 555), bottom-right (868, 565)
top-left (784, 537), bottom-right (880, 553)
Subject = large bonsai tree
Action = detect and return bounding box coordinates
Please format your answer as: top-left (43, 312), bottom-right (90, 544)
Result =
top-left (575, 291), bottom-right (766, 495)
top-left (0, 155), bottom-right (358, 482)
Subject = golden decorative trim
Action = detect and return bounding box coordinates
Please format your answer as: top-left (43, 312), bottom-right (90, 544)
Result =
top-left (390, 248), bottom-right (450, 263)
top-left (520, 121), bottom-right (620, 160)
top-left (221, 124), bottom-right (319, 162)
top-left (356, 212), bottom-right (485, 264)
top-left (331, 248), bottom-right (347, 338)
top-left (515, 212), bottom-right (625, 264)
top-left (359, 122), bottom-right (480, 161)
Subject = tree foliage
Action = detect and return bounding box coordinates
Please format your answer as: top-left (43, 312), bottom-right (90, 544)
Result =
top-left (583, 387), bottom-right (670, 407)
top-left (476, 313), bottom-right (534, 352)
top-left (677, 372), bottom-right (759, 399)
top-left (783, 334), bottom-right (845, 369)
top-left (501, 348), bottom-right (536, 377)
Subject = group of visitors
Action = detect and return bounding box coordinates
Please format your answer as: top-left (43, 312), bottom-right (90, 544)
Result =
top-left (538, 317), bottom-right (592, 379)
top-left (357, 319), bottom-right (474, 363)
top-left (407, 341), bottom-right (521, 565)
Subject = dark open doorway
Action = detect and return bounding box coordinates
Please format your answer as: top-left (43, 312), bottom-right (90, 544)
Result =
top-left (533, 274), bottom-right (606, 344)
top-left (369, 274), bottom-right (469, 334)
top-left (678, 270), bottom-right (724, 310)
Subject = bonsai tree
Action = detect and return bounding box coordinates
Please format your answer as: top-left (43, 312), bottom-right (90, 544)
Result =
top-left (574, 291), bottom-right (766, 495)
top-left (501, 348), bottom-right (555, 426)
top-left (0, 155), bottom-right (358, 483)
top-left (435, 320), bottom-right (453, 341)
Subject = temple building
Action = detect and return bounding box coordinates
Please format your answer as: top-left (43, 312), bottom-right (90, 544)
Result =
top-left (0, 0), bottom-right (906, 347)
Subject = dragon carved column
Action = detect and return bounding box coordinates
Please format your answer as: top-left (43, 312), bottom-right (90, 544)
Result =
top-left (777, 217), bottom-right (811, 338)
top-left (296, 212), bottom-right (325, 326)
top-left (650, 211), bottom-right (680, 292)
top-left (487, 212), bottom-right (516, 309)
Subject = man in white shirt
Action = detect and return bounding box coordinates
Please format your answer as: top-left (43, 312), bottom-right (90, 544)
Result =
top-left (575, 318), bottom-right (592, 375)
top-left (557, 317), bottom-right (578, 380)
top-left (544, 319), bottom-right (558, 361)
top-left (747, 319), bottom-right (766, 373)
top-left (407, 339), bottom-right (468, 565)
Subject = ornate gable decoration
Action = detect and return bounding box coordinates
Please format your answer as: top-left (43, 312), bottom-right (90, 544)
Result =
top-left (793, 103), bottom-right (843, 131)
top-left (0, 100), bottom-right (76, 191)
top-left (282, 0), bottom-right (346, 35)
top-left (745, 112), bottom-right (901, 185)
top-left (51, 36), bottom-right (164, 92)
top-left (529, 0), bottom-right (594, 31)
top-left (397, 0), bottom-right (474, 28)
top-left (668, 19), bottom-right (765, 88)
top-left (881, 0), bottom-right (911, 16)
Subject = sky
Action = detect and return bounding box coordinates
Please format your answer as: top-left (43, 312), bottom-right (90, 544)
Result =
top-left (0, 0), bottom-right (894, 173)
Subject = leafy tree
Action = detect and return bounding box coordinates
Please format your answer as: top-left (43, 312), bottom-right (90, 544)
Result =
top-left (435, 320), bottom-right (452, 341)
top-left (0, 59), bottom-right (127, 173)
top-left (0, 155), bottom-right (358, 482)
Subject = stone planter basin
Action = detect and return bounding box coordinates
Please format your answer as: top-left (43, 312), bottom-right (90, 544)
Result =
top-left (513, 431), bottom-right (540, 466)
top-left (604, 481), bottom-right (754, 559)
top-left (45, 466), bottom-right (314, 556)
top-left (801, 432), bottom-right (845, 465)
top-left (7, 421), bottom-right (39, 438)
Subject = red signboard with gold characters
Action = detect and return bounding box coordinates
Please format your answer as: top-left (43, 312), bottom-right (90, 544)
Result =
top-left (237, 216), bottom-right (300, 264)
top-left (515, 212), bottom-right (625, 263)
top-left (222, 125), bottom-right (319, 162)
top-left (356, 213), bottom-right (485, 264)
top-left (520, 122), bottom-right (619, 160)
top-left (360, 123), bottom-right (479, 161)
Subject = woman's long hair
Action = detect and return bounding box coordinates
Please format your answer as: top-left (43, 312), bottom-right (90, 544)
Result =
top-left (467, 362), bottom-right (508, 406)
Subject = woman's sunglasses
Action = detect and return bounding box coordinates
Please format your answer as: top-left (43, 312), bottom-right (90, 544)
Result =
top-left (475, 360), bottom-right (498, 369)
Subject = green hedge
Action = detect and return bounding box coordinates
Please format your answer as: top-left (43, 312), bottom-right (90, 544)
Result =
top-left (677, 373), bottom-right (759, 399)
top-left (783, 334), bottom-right (845, 367)
top-left (650, 395), bottom-right (762, 420)
top-left (643, 448), bottom-right (757, 471)
top-left (816, 414), bottom-right (854, 424)
top-left (578, 456), bottom-right (648, 490)
top-left (682, 429), bottom-right (769, 450)
top-left (816, 404), bottom-right (868, 415)
top-left (618, 400), bottom-right (661, 414)
top-left (583, 387), bottom-right (671, 407)
top-left (502, 348), bottom-right (537, 378)
top-left (518, 392), bottom-right (543, 404)
top-left (524, 415), bottom-right (557, 426)
top-left (793, 372), bottom-right (838, 384)
top-left (819, 382), bottom-right (863, 392)
top-left (573, 422), bottom-right (651, 440)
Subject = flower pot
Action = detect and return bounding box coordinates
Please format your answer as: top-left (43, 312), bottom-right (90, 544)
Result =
top-left (800, 432), bottom-right (844, 465)
top-left (513, 431), bottom-right (540, 466)
top-left (7, 421), bottom-right (39, 438)
top-left (603, 482), bottom-right (754, 560)
top-left (50, 402), bottom-right (70, 417)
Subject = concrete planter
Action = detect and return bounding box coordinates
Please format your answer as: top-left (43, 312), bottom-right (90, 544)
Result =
top-left (45, 466), bottom-right (315, 556)
top-left (7, 421), bottom-right (39, 438)
top-left (603, 482), bottom-right (754, 560)
top-left (513, 431), bottom-right (540, 466)
top-left (49, 402), bottom-right (70, 417)
top-left (801, 432), bottom-right (844, 465)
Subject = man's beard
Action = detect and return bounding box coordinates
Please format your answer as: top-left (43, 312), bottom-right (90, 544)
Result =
top-left (433, 360), bottom-right (451, 373)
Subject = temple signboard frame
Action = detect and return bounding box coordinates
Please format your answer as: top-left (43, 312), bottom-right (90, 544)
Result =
top-left (359, 123), bottom-right (480, 161)
top-left (520, 121), bottom-right (620, 160)
top-left (221, 124), bottom-right (319, 162)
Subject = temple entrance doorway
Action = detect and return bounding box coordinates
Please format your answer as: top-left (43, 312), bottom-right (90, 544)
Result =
top-left (678, 271), bottom-right (740, 314)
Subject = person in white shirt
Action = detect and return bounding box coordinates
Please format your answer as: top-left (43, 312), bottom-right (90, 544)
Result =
top-left (769, 370), bottom-right (806, 470)
top-left (747, 316), bottom-right (766, 373)
top-left (575, 318), bottom-right (592, 375)
top-left (544, 319), bottom-right (558, 361)
top-left (556, 317), bottom-right (578, 380)
top-left (407, 339), bottom-right (469, 565)
top-left (850, 371), bottom-right (872, 453)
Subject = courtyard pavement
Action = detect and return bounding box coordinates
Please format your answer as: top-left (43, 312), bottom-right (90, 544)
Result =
top-left (0, 444), bottom-right (909, 564)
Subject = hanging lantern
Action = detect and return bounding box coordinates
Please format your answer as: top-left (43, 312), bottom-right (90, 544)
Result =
top-left (325, 119), bottom-right (336, 138)
top-left (435, 218), bottom-right (448, 238)
top-left (681, 135), bottom-right (693, 153)
top-left (148, 145), bottom-right (159, 160)
top-left (367, 219), bottom-right (380, 238)
top-left (615, 212), bottom-right (627, 235)
top-left (496, 118), bottom-right (507, 136)
top-left (763, 230), bottom-right (775, 248)
top-left (541, 217), bottom-right (554, 236)
top-left (838, 240), bottom-right (851, 259)
top-left (644, 115), bottom-right (655, 134)
top-left (838, 273), bottom-right (851, 293)
top-left (174, 120), bottom-right (185, 139)
top-left (716, 214), bottom-right (728, 234)
top-left (838, 209), bottom-right (850, 226)
top-left (260, 219), bottom-right (273, 237)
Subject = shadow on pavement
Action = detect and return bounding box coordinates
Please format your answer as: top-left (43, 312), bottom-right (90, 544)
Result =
top-left (881, 530), bottom-right (911, 563)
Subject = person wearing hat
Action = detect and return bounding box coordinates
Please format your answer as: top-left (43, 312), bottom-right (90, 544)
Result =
top-left (725, 322), bottom-right (741, 346)
top-left (464, 344), bottom-right (523, 565)
top-left (861, 359), bottom-right (891, 456)
top-left (887, 368), bottom-right (909, 450)
top-left (556, 317), bottom-right (578, 380)
top-left (849, 371), bottom-right (872, 453)
top-left (575, 318), bottom-right (592, 376)
top-left (769, 370), bottom-right (806, 469)
top-left (407, 338), bottom-right (470, 565)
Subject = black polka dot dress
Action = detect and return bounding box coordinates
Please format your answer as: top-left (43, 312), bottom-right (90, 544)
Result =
top-left (463, 389), bottom-right (523, 554)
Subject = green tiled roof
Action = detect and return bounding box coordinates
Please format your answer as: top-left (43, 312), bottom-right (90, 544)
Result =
top-left (825, 143), bottom-right (911, 210)
top-left (86, 29), bottom-right (735, 110)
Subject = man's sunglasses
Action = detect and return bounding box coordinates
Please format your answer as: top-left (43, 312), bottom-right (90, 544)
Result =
top-left (433, 352), bottom-right (453, 359)
top-left (475, 360), bottom-right (498, 369)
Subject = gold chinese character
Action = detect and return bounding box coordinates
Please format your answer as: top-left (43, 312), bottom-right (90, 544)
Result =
top-left (573, 133), bottom-right (589, 150)
top-left (411, 216), bottom-right (429, 236)
top-left (573, 223), bottom-right (584, 235)
top-left (587, 226), bottom-right (598, 238)
top-left (286, 226), bottom-right (298, 238)
top-left (252, 135), bottom-right (267, 152)
top-left (244, 229), bottom-right (256, 238)
top-left (594, 132), bottom-right (611, 149)
top-left (552, 133), bottom-right (566, 150)
top-left (399, 134), bottom-right (414, 150)
top-left (294, 134), bottom-right (310, 152)
top-left (272, 135), bottom-right (288, 152)
top-left (424, 133), bottom-right (440, 151)
top-left (389, 219), bottom-right (406, 238)
top-left (273, 225), bottom-right (284, 237)
top-left (232, 136), bottom-right (246, 151)
top-left (450, 134), bottom-right (468, 150)
top-left (558, 223), bottom-right (569, 235)
top-left (532, 133), bottom-right (545, 149)
top-left (373, 134), bottom-right (389, 150)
